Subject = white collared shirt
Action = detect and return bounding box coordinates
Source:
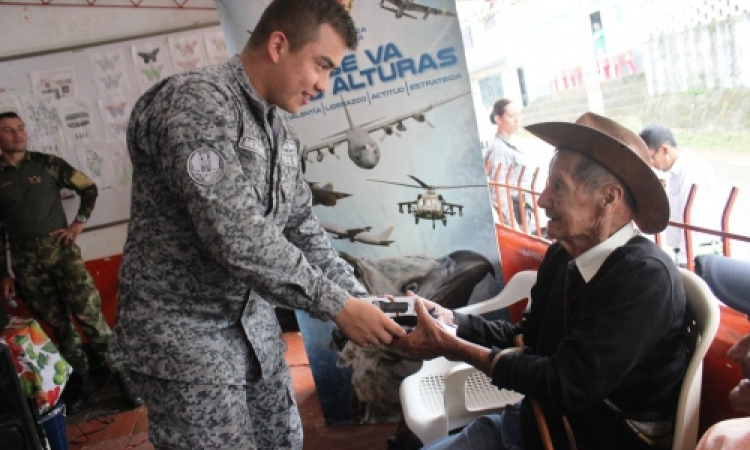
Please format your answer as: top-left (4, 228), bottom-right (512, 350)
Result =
top-left (665, 149), bottom-right (722, 263)
top-left (574, 222), bottom-right (640, 282)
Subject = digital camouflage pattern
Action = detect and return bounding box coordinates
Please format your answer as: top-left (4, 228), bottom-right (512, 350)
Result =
top-left (108, 55), bottom-right (366, 448)
top-left (128, 357), bottom-right (302, 450)
top-left (10, 240), bottom-right (110, 372)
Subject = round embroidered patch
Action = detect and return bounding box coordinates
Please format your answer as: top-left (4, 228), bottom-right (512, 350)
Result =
top-left (187, 148), bottom-right (225, 185)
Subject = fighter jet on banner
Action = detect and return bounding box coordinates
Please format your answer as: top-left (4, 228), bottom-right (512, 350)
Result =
top-left (307, 181), bottom-right (352, 207)
top-left (302, 91), bottom-right (470, 170)
top-left (320, 221), bottom-right (395, 246)
top-left (379, 0), bottom-right (456, 19)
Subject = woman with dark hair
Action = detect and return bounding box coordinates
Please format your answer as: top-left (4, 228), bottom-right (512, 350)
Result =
top-left (484, 98), bottom-right (535, 230)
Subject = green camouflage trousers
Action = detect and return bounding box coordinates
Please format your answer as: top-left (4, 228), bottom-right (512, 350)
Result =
top-left (11, 236), bottom-right (111, 372)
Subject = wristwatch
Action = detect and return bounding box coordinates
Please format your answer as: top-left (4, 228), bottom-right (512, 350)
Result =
top-left (75, 214), bottom-right (88, 223)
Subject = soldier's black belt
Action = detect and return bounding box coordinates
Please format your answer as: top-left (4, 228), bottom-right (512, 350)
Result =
top-left (10, 235), bottom-right (59, 248)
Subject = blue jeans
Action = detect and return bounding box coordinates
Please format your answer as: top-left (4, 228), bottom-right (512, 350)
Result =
top-left (422, 402), bottom-right (524, 450)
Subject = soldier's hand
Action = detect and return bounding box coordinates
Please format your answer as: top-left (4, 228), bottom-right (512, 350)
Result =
top-left (333, 297), bottom-right (406, 347)
top-left (1, 276), bottom-right (16, 303)
top-left (50, 221), bottom-right (85, 246)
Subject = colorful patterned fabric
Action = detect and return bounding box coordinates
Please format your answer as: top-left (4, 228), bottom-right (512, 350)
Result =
top-left (1, 316), bottom-right (72, 415)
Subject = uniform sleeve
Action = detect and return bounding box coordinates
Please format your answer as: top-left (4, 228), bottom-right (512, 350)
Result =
top-left (45, 154), bottom-right (98, 220)
top-left (156, 80), bottom-right (349, 320)
top-left (283, 165), bottom-right (367, 297)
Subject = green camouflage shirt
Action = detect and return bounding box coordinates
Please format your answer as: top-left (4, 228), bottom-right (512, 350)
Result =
top-left (0, 151), bottom-right (97, 276)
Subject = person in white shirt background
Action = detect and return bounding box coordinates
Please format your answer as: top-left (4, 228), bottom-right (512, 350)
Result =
top-left (639, 124), bottom-right (723, 266)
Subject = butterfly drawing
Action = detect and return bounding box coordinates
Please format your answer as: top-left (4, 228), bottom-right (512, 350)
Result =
top-left (177, 58), bottom-right (201, 71)
top-left (211, 37), bottom-right (227, 52)
top-left (175, 41), bottom-right (198, 57)
top-left (99, 74), bottom-right (122, 89)
top-left (94, 55), bottom-right (119, 71)
top-left (105, 102), bottom-right (127, 118)
top-left (110, 121), bottom-right (128, 135)
top-left (142, 65), bottom-right (164, 81)
top-left (137, 48), bottom-right (160, 64)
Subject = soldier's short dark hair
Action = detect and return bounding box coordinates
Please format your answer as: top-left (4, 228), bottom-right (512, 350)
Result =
top-left (0, 111), bottom-right (21, 122)
top-left (249, 0), bottom-right (358, 52)
top-left (639, 124), bottom-right (677, 150)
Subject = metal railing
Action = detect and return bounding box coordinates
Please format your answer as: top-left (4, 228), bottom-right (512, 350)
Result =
top-left (486, 161), bottom-right (750, 272)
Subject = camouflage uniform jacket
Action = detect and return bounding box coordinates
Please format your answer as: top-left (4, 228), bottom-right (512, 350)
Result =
top-left (0, 151), bottom-right (97, 278)
top-left (109, 55), bottom-right (366, 385)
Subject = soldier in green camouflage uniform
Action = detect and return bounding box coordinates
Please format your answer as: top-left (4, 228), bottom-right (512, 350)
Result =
top-left (108, 1), bottom-right (406, 449)
top-left (0, 111), bottom-right (142, 412)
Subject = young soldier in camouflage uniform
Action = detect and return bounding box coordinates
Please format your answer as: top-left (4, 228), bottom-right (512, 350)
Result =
top-left (0, 111), bottom-right (142, 413)
top-left (108, 0), bottom-right (406, 448)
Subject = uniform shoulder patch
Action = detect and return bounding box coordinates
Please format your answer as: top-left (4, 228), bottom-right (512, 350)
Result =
top-left (187, 148), bottom-right (226, 185)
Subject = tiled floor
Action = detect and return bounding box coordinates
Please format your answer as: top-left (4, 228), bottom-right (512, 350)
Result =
top-left (63, 332), bottom-right (400, 450)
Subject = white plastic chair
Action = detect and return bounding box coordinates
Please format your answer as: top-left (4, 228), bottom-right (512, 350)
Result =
top-left (672, 268), bottom-right (720, 450)
top-left (399, 270), bottom-right (537, 445)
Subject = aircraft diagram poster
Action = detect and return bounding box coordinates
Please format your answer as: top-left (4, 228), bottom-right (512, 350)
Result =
top-left (216, 0), bottom-right (501, 425)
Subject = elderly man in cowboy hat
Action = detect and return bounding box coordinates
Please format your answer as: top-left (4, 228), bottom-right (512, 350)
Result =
top-left (389, 112), bottom-right (690, 450)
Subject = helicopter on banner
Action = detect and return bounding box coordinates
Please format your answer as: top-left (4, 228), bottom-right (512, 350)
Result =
top-left (368, 175), bottom-right (486, 228)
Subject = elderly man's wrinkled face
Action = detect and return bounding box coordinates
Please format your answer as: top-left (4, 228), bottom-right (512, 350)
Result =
top-left (538, 150), bottom-right (604, 256)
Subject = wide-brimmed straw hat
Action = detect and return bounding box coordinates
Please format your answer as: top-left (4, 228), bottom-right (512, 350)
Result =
top-left (525, 112), bottom-right (669, 234)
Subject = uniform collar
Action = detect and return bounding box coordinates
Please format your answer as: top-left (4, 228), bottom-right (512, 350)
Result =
top-left (0, 150), bottom-right (31, 170)
top-left (229, 55), bottom-right (280, 124)
top-left (573, 222), bottom-right (640, 282)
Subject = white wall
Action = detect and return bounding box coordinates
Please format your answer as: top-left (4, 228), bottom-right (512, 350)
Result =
top-left (0, 5), bottom-right (220, 260)
top-left (1, 6), bottom-right (219, 59)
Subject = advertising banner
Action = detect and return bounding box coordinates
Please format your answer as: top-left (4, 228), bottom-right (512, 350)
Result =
top-left (216, 0), bottom-right (502, 425)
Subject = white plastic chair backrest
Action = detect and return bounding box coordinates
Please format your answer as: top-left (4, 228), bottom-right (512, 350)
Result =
top-left (672, 269), bottom-right (721, 450)
top-left (455, 270), bottom-right (537, 316)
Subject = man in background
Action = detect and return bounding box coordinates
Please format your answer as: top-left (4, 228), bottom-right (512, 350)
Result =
top-left (640, 124), bottom-right (722, 266)
top-left (108, 1), bottom-right (405, 449)
top-left (0, 111), bottom-right (142, 413)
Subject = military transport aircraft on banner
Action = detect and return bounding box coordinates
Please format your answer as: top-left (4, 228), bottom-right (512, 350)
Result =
top-left (302, 91), bottom-right (469, 170)
top-left (379, 0), bottom-right (457, 19)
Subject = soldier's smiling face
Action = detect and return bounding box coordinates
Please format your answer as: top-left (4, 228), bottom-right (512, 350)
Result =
top-left (270, 23), bottom-right (346, 114)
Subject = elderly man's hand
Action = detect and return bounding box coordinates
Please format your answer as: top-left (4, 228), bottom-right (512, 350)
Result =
top-left (387, 297), bottom-right (459, 361)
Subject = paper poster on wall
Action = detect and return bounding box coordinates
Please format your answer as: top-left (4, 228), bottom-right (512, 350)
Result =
top-left (74, 142), bottom-right (116, 190)
top-left (203, 29), bottom-right (230, 64)
top-left (98, 95), bottom-right (134, 142)
top-left (0, 96), bottom-right (23, 117)
top-left (57, 98), bottom-right (96, 144)
top-left (217, 0), bottom-right (501, 425)
top-left (20, 96), bottom-right (68, 146)
top-left (131, 41), bottom-right (174, 93)
top-left (169, 34), bottom-right (209, 72)
top-left (29, 68), bottom-right (76, 100)
top-left (88, 49), bottom-right (132, 97)
top-left (108, 141), bottom-right (133, 190)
